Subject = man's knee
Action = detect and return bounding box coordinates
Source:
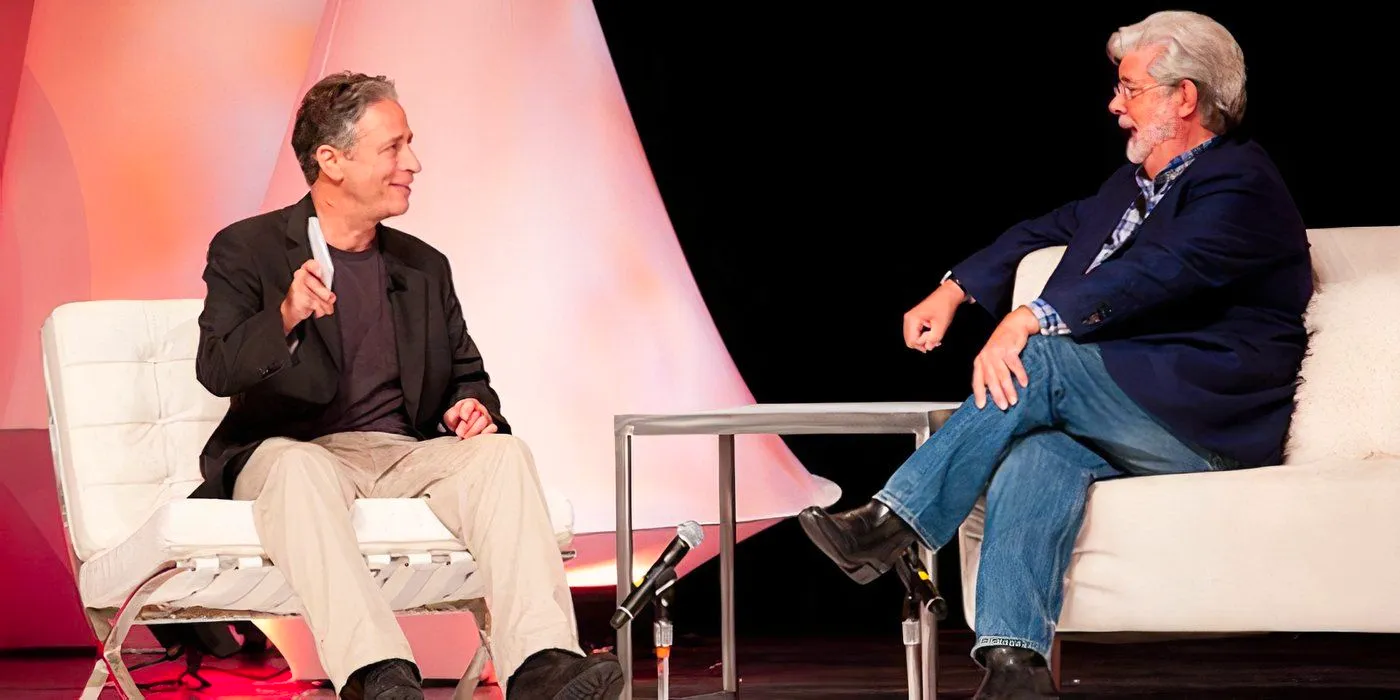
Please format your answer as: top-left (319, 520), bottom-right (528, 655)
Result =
top-left (441, 434), bottom-right (540, 485)
top-left (1023, 334), bottom-right (1099, 372)
top-left (468, 433), bottom-right (533, 462)
top-left (1020, 334), bottom-right (1066, 369)
top-left (987, 434), bottom-right (1053, 496)
top-left (478, 432), bottom-right (531, 452)
top-left (258, 440), bottom-right (350, 499)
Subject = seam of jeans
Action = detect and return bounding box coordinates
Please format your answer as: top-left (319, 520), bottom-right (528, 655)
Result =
top-left (1042, 470), bottom-right (1091, 644)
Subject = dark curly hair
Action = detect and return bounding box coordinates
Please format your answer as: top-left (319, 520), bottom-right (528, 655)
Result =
top-left (291, 71), bottom-right (398, 186)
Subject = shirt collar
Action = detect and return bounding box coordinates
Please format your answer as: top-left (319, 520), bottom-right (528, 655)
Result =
top-left (1136, 135), bottom-right (1220, 194)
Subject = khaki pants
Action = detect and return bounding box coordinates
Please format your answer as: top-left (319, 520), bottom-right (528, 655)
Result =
top-left (233, 432), bottom-right (581, 693)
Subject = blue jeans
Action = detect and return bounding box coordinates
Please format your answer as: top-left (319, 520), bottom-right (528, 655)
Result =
top-left (875, 336), bottom-right (1232, 664)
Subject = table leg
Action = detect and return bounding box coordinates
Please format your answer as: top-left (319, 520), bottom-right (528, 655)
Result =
top-left (719, 434), bottom-right (737, 694)
top-left (919, 544), bottom-right (939, 699)
top-left (915, 428), bottom-right (938, 700)
top-left (616, 431), bottom-right (634, 699)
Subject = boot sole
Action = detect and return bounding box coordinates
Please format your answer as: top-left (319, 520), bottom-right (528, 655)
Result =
top-left (371, 690), bottom-right (424, 700)
top-left (845, 562), bottom-right (882, 584)
top-left (551, 660), bottom-right (624, 700)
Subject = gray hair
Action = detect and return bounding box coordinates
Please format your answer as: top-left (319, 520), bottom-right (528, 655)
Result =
top-left (291, 71), bottom-right (399, 186)
top-left (1107, 11), bottom-right (1246, 134)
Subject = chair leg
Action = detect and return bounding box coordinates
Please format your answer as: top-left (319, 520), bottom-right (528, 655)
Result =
top-left (95, 562), bottom-right (185, 699)
top-left (454, 635), bottom-right (491, 699)
top-left (80, 658), bottom-right (109, 700)
top-left (80, 609), bottom-right (114, 700)
top-left (1050, 636), bottom-right (1063, 691)
top-left (455, 605), bottom-right (494, 700)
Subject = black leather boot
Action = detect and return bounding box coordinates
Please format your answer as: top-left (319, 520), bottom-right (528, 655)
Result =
top-left (973, 646), bottom-right (1058, 699)
top-left (797, 500), bottom-right (917, 584)
top-left (507, 649), bottom-right (623, 699)
top-left (340, 658), bottom-right (422, 700)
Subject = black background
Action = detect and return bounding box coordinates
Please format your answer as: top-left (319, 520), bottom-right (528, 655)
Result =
top-left (585, 1), bottom-right (1393, 646)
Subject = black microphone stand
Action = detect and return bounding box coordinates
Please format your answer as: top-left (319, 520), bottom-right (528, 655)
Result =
top-left (893, 546), bottom-right (947, 700)
top-left (652, 571), bottom-right (678, 700)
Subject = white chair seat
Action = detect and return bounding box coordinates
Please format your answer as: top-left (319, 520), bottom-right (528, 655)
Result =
top-left (42, 299), bottom-right (582, 696)
top-left (80, 493), bottom-right (577, 610)
top-left (961, 458), bottom-right (1400, 634)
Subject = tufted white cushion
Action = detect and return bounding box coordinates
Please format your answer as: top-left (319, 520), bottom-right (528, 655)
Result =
top-left (77, 498), bottom-right (468, 608)
top-left (43, 300), bottom-right (226, 561)
top-left (42, 299), bottom-right (577, 579)
top-left (962, 457), bottom-right (1400, 634)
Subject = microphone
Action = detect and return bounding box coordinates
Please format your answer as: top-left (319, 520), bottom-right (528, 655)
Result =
top-left (610, 520), bottom-right (704, 629)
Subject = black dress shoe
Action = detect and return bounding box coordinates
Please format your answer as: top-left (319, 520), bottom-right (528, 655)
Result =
top-left (340, 658), bottom-right (423, 700)
top-left (797, 499), bottom-right (917, 584)
top-left (973, 646), bottom-right (1058, 699)
top-left (508, 649), bottom-right (623, 699)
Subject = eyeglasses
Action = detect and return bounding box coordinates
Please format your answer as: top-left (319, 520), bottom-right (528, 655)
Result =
top-left (1114, 81), bottom-right (1171, 102)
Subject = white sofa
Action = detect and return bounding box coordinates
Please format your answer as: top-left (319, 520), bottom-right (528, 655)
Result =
top-left (957, 226), bottom-right (1400, 678)
top-left (41, 299), bottom-right (577, 699)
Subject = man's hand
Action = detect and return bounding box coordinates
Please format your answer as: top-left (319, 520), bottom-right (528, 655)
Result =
top-left (444, 398), bottom-right (498, 439)
top-left (972, 306), bottom-right (1041, 411)
top-left (903, 279), bottom-right (966, 352)
top-left (280, 260), bottom-right (336, 335)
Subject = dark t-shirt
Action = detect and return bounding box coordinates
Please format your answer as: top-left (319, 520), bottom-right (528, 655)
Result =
top-left (307, 243), bottom-right (413, 437)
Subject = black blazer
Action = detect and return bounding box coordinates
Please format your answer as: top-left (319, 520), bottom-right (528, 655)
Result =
top-left (190, 194), bottom-right (510, 499)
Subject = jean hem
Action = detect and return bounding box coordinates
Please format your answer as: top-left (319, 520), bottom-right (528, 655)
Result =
top-left (873, 489), bottom-right (941, 551)
top-left (971, 635), bottom-right (1051, 667)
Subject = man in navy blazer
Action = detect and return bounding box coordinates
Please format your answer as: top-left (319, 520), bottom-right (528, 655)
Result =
top-left (799, 11), bottom-right (1311, 699)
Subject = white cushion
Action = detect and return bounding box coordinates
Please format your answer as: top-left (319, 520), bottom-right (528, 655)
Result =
top-left (1009, 246), bottom-right (1066, 310)
top-left (78, 494), bottom-right (576, 610)
top-left (43, 298), bottom-right (580, 612)
top-left (43, 300), bottom-right (226, 561)
top-left (961, 458), bottom-right (1400, 633)
top-left (1284, 273), bottom-right (1400, 462)
top-left (79, 498), bottom-right (462, 608)
top-left (1305, 226), bottom-right (1400, 287)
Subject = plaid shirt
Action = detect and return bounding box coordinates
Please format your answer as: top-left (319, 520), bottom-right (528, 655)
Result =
top-left (1027, 137), bottom-right (1220, 334)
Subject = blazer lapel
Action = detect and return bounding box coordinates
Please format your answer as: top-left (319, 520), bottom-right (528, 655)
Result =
top-left (1060, 174), bottom-right (1141, 280)
top-left (283, 195), bottom-right (343, 370)
top-left (381, 231), bottom-right (428, 425)
top-left (1094, 172), bottom-right (1190, 268)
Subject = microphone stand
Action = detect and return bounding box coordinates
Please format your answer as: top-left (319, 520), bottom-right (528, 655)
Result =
top-left (652, 573), bottom-right (677, 700)
top-left (893, 546), bottom-right (947, 700)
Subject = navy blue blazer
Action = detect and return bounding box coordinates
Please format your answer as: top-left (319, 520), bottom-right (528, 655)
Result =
top-left (951, 136), bottom-right (1312, 467)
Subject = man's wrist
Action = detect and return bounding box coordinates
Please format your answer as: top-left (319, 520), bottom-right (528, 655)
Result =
top-left (1024, 298), bottom-right (1071, 336)
top-left (938, 277), bottom-right (967, 304)
top-left (939, 271), bottom-right (974, 304)
top-left (279, 300), bottom-right (297, 336)
top-left (1012, 306), bottom-right (1041, 334)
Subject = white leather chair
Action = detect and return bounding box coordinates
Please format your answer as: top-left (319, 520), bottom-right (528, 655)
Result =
top-left (957, 226), bottom-right (1400, 680)
top-left (41, 299), bottom-right (577, 699)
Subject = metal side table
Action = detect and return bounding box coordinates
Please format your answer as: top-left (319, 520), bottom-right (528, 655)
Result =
top-left (614, 402), bottom-right (960, 699)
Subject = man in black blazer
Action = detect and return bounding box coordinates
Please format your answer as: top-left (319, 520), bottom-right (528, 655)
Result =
top-left (193, 71), bottom-right (621, 700)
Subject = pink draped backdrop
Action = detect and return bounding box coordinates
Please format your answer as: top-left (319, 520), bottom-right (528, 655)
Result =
top-left (0, 0), bottom-right (838, 673)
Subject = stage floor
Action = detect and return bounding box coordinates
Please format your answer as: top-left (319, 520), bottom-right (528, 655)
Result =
top-left (5, 631), bottom-right (1400, 698)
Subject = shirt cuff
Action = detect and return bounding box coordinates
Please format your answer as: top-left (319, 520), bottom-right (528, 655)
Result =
top-left (941, 270), bottom-right (975, 304)
top-left (1027, 298), bottom-right (1071, 336)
